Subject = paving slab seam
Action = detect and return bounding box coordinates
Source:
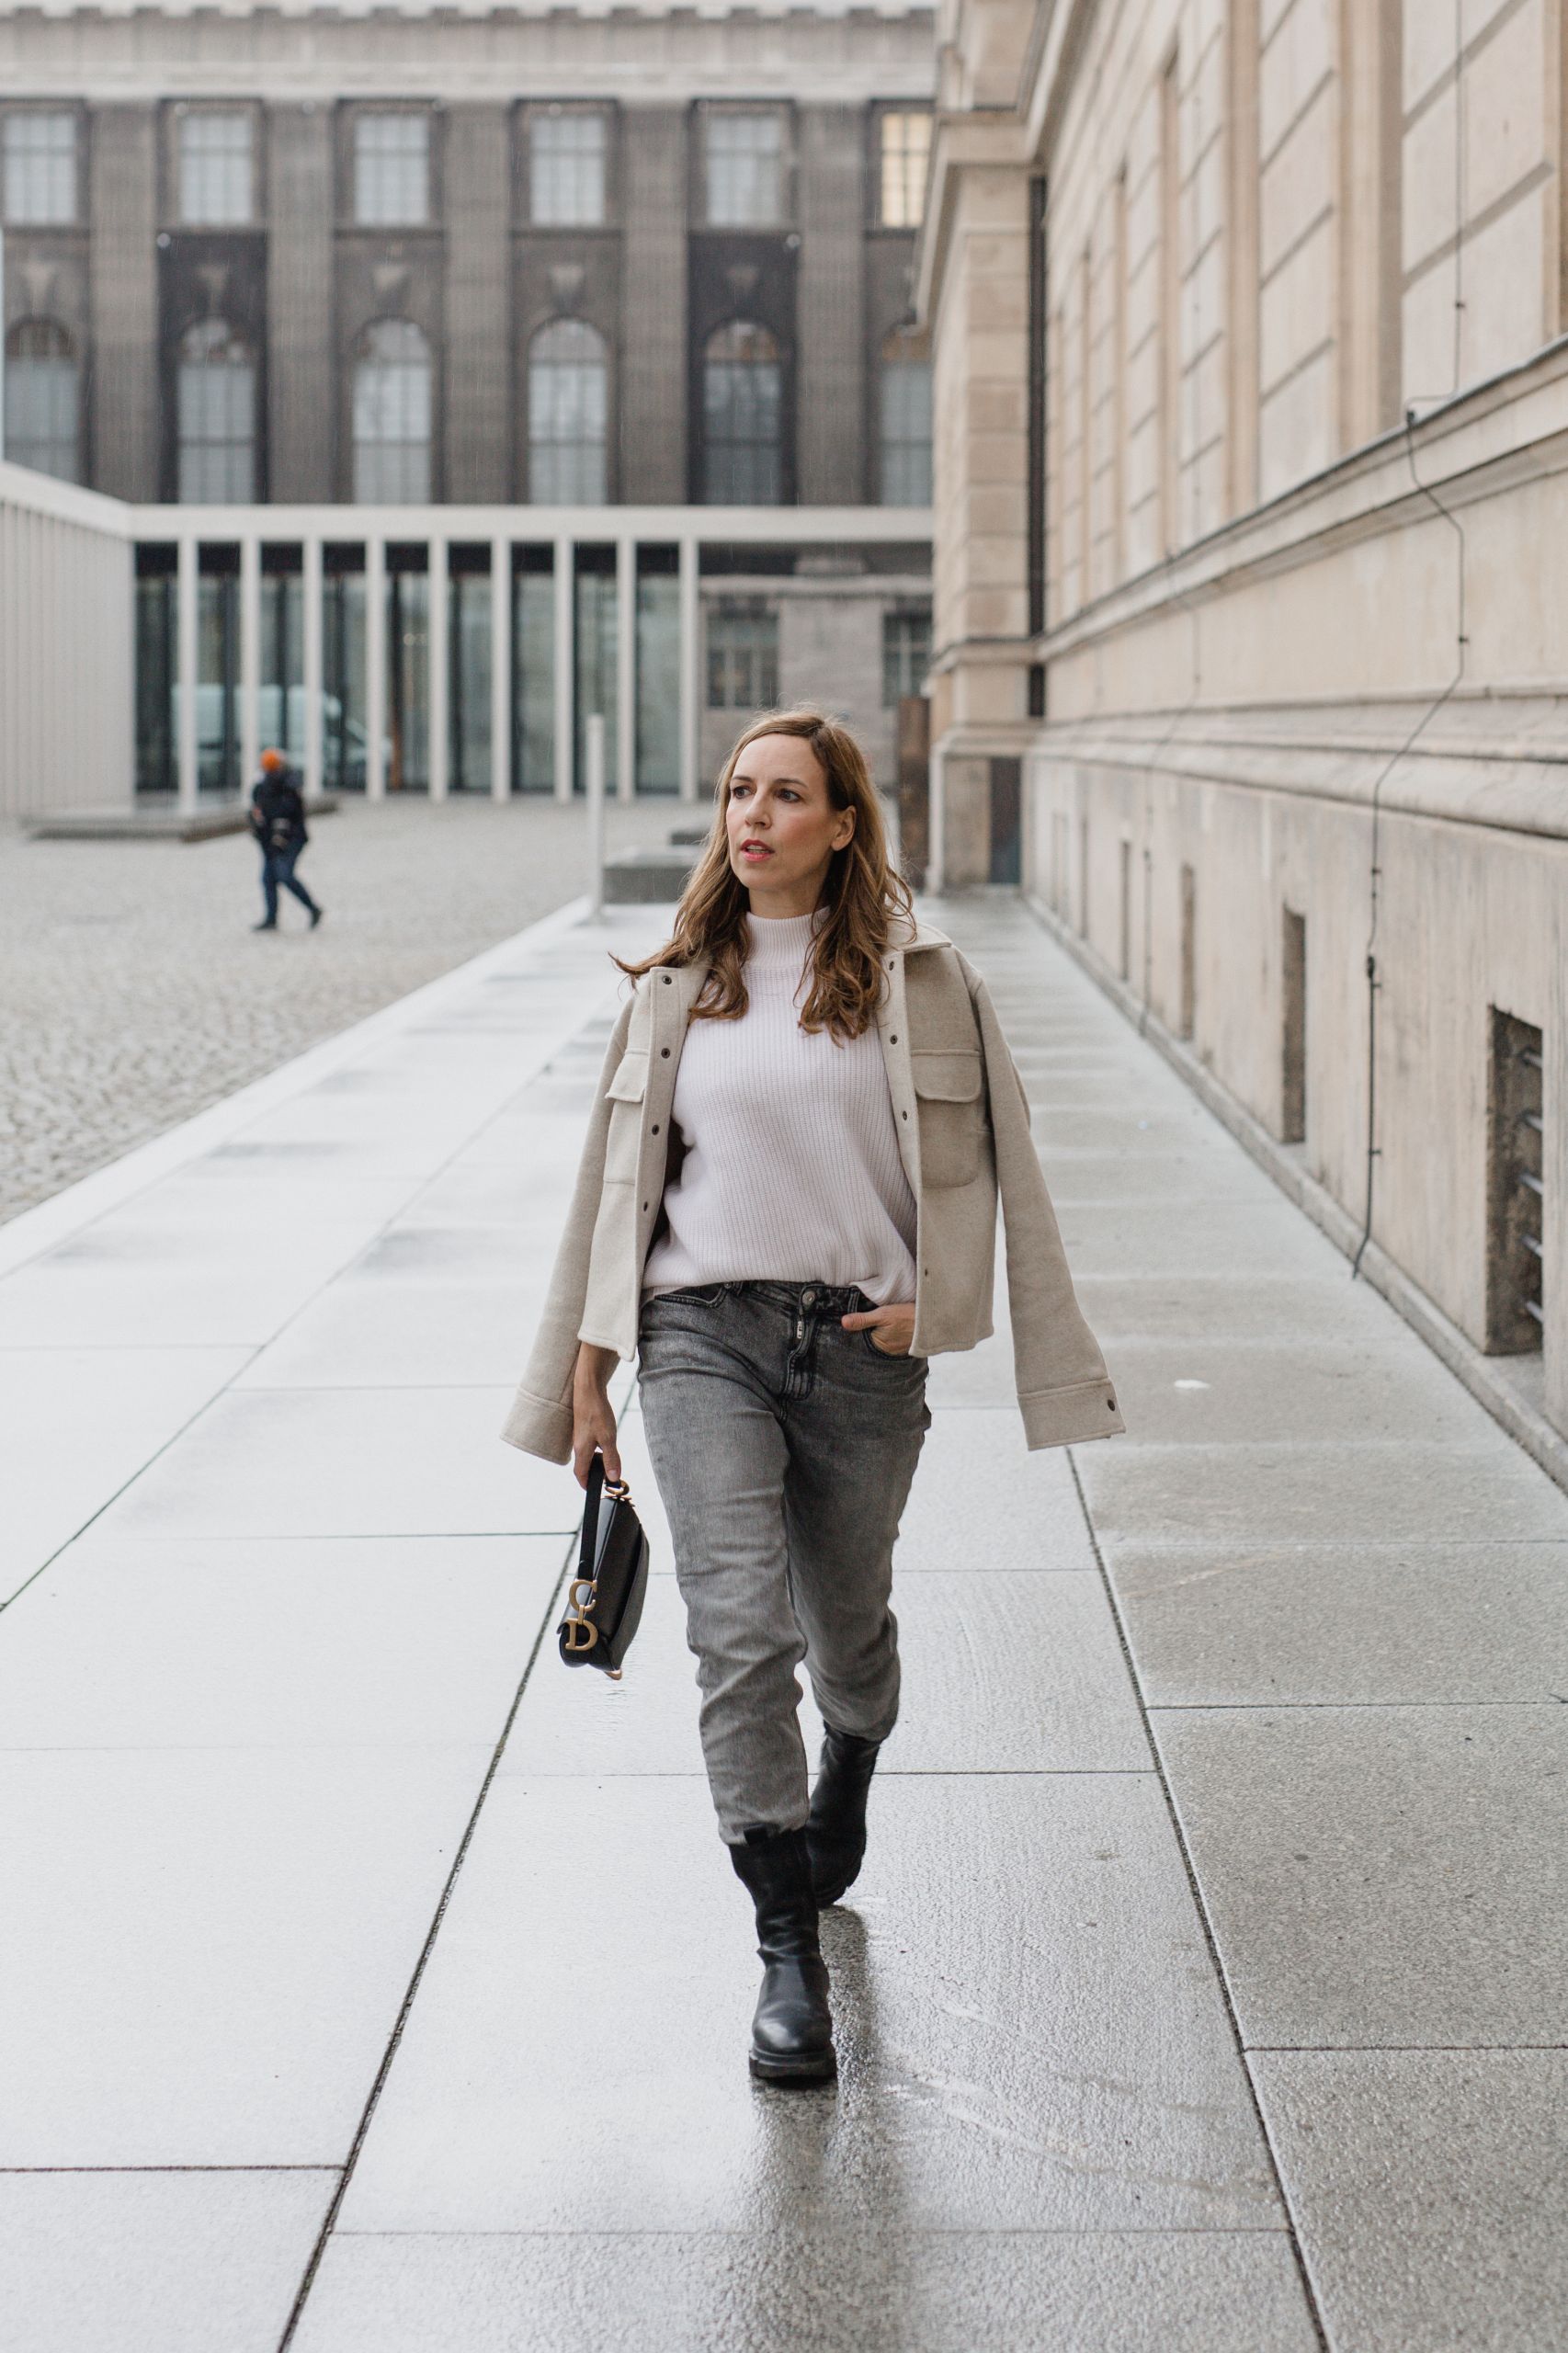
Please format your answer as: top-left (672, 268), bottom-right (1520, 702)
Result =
top-left (1063, 1448), bottom-right (1333, 2353)
top-left (1023, 892), bottom-right (1568, 1502)
top-left (274, 1535), bottom-right (576, 2353)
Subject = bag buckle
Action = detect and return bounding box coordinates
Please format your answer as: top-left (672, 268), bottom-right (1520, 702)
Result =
top-left (562, 1576), bottom-right (599, 1651)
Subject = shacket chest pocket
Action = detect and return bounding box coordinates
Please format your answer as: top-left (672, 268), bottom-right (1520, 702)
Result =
top-left (911, 1049), bottom-right (986, 1188)
top-left (603, 1050), bottom-right (649, 1186)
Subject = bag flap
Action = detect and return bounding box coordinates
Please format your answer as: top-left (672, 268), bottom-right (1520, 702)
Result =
top-left (911, 1050), bottom-right (983, 1102)
top-left (605, 1051), bottom-right (649, 1104)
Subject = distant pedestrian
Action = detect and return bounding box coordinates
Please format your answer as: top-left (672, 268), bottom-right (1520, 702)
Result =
top-left (503, 710), bottom-right (1122, 2087)
top-left (248, 749), bottom-right (323, 934)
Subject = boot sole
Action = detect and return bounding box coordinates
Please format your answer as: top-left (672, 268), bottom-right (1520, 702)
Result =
top-left (749, 2046), bottom-right (837, 2085)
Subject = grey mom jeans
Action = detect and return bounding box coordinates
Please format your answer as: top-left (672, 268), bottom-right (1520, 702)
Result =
top-left (638, 1281), bottom-right (930, 1845)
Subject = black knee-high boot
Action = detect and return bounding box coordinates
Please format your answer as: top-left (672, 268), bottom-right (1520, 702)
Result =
top-left (805, 1726), bottom-right (881, 1905)
top-left (729, 1827), bottom-right (835, 2084)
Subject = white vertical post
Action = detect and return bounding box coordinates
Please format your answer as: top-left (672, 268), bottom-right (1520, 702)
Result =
top-left (585, 710), bottom-right (606, 921)
top-left (552, 531), bottom-right (574, 802)
top-left (365, 537), bottom-right (386, 800)
top-left (616, 534), bottom-right (636, 804)
top-left (490, 533), bottom-right (511, 802)
top-left (239, 534), bottom-right (261, 791)
top-left (176, 535), bottom-right (199, 813)
top-left (678, 533), bottom-right (699, 804)
top-left (428, 534), bottom-right (449, 801)
top-left (302, 535), bottom-right (324, 800)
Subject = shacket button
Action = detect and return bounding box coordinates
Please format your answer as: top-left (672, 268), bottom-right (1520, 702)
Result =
top-left (802, 1289), bottom-right (816, 1306)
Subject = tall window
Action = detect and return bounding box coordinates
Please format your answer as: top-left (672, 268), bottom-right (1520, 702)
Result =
top-left (353, 318), bottom-right (432, 502)
top-left (530, 112), bottom-right (606, 226)
top-left (4, 320), bottom-right (79, 481)
top-left (2, 112), bottom-right (76, 224)
top-left (528, 318), bottom-right (608, 503)
top-left (354, 114), bottom-right (429, 227)
top-left (878, 111), bottom-right (931, 229)
top-left (702, 108), bottom-right (785, 227)
top-left (882, 607), bottom-right (931, 705)
top-left (177, 318), bottom-right (256, 502)
top-left (703, 321), bottom-right (781, 505)
top-left (880, 331), bottom-right (932, 505)
top-left (707, 599), bottom-right (778, 710)
top-left (178, 111), bottom-right (254, 225)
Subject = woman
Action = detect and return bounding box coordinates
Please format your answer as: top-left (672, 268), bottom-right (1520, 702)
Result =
top-left (503, 710), bottom-right (1121, 2086)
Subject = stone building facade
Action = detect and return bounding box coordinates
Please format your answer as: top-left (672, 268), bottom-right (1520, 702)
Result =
top-left (921, 0), bottom-right (1568, 1453)
top-left (0, 0), bottom-right (934, 791)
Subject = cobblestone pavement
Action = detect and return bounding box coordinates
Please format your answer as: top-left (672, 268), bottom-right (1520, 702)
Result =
top-left (0, 796), bottom-right (676, 1223)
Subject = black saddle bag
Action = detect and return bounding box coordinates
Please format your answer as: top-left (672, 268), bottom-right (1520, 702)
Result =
top-left (557, 1452), bottom-right (650, 1679)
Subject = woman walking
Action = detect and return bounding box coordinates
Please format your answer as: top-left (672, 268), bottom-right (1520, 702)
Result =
top-left (503, 710), bottom-right (1121, 2084)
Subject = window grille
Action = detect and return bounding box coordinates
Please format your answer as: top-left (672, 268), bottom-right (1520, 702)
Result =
top-left (1487, 1009), bottom-right (1545, 1352)
top-left (354, 114), bottom-right (429, 227)
top-left (879, 335), bottom-right (932, 505)
top-left (177, 318), bottom-right (256, 503)
top-left (179, 111), bottom-right (253, 226)
top-left (702, 321), bottom-right (782, 505)
top-left (1281, 907), bottom-right (1307, 1142)
top-left (881, 607), bottom-right (931, 706)
top-left (352, 318), bottom-right (432, 502)
top-left (878, 111), bottom-right (930, 229)
top-left (528, 318), bottom-right (608, 503)
top-left (531, 113), bottom-right (606, 226)
top-left (702, 109), bottom-right (784, 228)
top-left (3, 113), bottom-right (76, 224)
top-left (706, 599), bottom-right (778, 710)
top-left (4, 319), bottom-right (79, 481)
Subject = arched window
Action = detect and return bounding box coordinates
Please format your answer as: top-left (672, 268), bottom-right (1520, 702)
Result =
top-left (4, 319), bottom-right (79, 482)
top-left (177, 317), bottom-right (256, 503)
top-left (352, 318), bottom-right (432, 503)
top-left (880, 331), bottom-right (932, 506)
top-left (528, 318), bottom-right (608, 504)
top-left (702, 320), bottom-right (781, 506)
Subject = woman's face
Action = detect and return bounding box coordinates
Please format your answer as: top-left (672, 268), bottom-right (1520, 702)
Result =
top-left (724, 733), bottom-right (856, 915)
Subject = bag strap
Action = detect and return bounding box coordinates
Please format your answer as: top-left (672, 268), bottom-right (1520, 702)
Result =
top-left (576, 1450), bottom-right (606, 1586)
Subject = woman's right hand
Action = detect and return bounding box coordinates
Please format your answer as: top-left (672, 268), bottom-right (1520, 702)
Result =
top-left (571, 1342), bottom-right (622, 1488)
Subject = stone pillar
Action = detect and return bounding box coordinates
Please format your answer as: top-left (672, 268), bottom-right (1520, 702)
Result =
top-left (89, 107), bottom-right (159, 499)
top-left (620, 108), bottom-right (687, 503)
top-left (267, 107), bottom-right (335, 503)
top-left (445, 105), bottom-right (511, 503)
top-left (797, 106), bottom-right (867, 504)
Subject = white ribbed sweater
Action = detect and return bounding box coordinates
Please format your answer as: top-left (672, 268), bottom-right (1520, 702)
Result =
top-left (642, 911), bottom-right (918, 1302)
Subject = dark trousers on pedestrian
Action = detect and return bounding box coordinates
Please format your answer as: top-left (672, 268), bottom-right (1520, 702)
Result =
top-left (260, 842), bottom-right (318, 925)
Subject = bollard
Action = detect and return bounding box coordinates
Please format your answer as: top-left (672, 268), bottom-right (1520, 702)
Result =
top-left (585, 711), bottom-right (606, 921)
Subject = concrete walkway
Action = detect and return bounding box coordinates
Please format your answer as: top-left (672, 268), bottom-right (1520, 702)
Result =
top-left (4, 892), bottom-right (1565, 2352)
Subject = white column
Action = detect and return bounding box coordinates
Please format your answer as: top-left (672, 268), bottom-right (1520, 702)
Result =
top-left (490, 534), bottom-right (511, 801)
top-left (364, 538), bottom-right (386, 801)
top-left (176, 536), bottom-right (199, 813)
top-left (677, 533), bottom-right (700, 804)
top-left (552, 531), bottom-right (574, 802)
top-left (585, 710), bottom-right (606, 921)
top-left (428, 535), bottom-right (449, 802)
top-left (302, 536), bottom-right (324, 801)
top-left (616, 535), bottom-right (636, 804)
top-left (239, 535), bottom-right (261, 792)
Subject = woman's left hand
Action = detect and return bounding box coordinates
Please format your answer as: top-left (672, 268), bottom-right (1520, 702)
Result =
top-left (841, 1302), bottom-right (916, 1357)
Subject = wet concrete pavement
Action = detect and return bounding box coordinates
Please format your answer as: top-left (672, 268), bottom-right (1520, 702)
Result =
top-left (4, 893), bottom-right (1565, 2351)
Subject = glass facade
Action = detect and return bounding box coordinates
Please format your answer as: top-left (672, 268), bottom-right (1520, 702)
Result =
top-left (134, 555), bottom-right (177, 794)
top-left (5, 321), bottom-right (79, 481)
top-left (528, 319), bottom-right (608, 504)
top-left (636, 551), bottom-right (681, 795)
top-left (353, 320), bottom-right (432, 503)
top-left (702, 322), bottom-right (781, 505)
top-left (574, 553), bottom-right (618, 792)
top-left (179, 111), bottom-right (253, 225)
top-left (197, 552), bottom-right (241, 794)
top-left (177, 319), bottom-right (256, 503)
top-left (707, 597), bottom-right (778, 710)
top-left (879, 341), bottom-right (932, 506)
top-left (2, 113), bottom-right (76, 224)
top-left (449, 555), bottom-right (493, 792)
top-left (513, 554), bottom-right (556, 794)
top-left (882, 606), bottom-right (932, 705)
top-left (384, 554), bottom-right (430, 790)
top-left (324, 556), bottom-right (368, 792)
top-left (259, 553), bottom-right (304, 768)
top-left (702, 108), bottom-right (785, 227)
top-left (530, 112), bottom-right (606, 226)
top-left (354, 113), bottom-right (429, 227)
top-left (878, 111), bottom-right (931, 229)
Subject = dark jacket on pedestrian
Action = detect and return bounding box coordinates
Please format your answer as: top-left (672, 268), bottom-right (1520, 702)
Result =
top-left (250, 773), bottom-right (308, 851)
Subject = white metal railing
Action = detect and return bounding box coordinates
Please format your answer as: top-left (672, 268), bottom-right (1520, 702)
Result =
top-left (129, 502), bottom-right (933, 811)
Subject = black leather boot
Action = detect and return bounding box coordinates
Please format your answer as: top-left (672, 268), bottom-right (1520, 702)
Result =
top-left (806, 1726), bottom-right (881, 1905)
top-left (729, 1827), bottom-right (835, 2084)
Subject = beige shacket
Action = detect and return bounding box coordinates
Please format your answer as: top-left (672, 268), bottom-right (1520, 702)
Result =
top-left (642, 909), bottom-right (918, 1303)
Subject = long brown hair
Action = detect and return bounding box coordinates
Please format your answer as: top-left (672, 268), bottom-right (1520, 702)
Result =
top-left (616, 710), bottom-right (914, 1040)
